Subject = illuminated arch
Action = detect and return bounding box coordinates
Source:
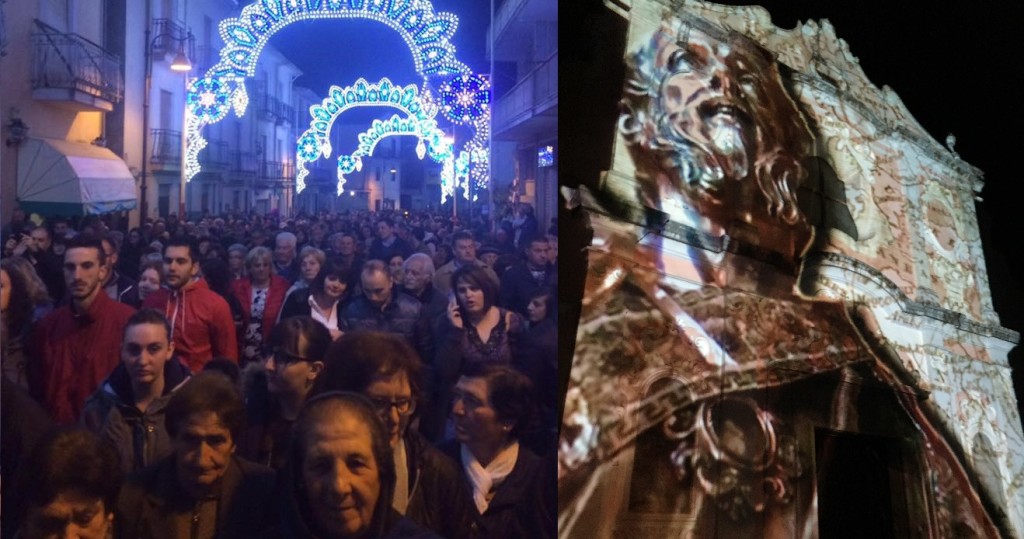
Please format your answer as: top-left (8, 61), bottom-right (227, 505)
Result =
top-left (184, 0), bottom-right (469, 183)
top-left (334, 115), bottom-right (450, 194)
top-left (294, 77), bottom-right (451, 193)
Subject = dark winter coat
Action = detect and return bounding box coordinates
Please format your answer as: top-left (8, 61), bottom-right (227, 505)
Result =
top-left (339, 292), bottom-right (434, 364)
top-left (440, 441), bottom-right (557, 539)
top-left (116, 455), bottom-right (276, 539)
top-left (80, 359), bottom-right (192, 473)
top-left (403, 429), bottom-right (479, 538)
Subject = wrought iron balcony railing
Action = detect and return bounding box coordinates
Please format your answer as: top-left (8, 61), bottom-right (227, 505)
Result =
top-left (150, 129), bottom-right (182, 164)
top-left (32, 20), bottom-right (123, 104)
top-left (260, 160), bottom-right (284, 180)
top-left (151, 18), bottom-right (187, 57)
top-left (200, 138), bottom-right (230, 168)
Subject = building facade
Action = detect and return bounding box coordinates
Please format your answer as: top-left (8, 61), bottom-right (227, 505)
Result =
top-left (0, 0), bottom-right (307, 225)
top-left (559, 2), bottom-right (1024, 538)
top-left (1, 0), bottom-right (134, 221)
top-left (487, 0), bottom-right (557, 231)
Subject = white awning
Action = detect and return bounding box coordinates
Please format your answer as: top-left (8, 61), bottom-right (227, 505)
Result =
top-left (17, 137), bottom-right (137, 216)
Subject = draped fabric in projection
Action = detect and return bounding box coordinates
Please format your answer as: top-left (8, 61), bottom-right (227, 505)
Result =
top-left (558, 2), bottom-right (1024, 537)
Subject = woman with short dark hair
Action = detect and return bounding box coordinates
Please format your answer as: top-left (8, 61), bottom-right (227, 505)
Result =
top-left (15, 427), bottom-right (122, 539)
top-left (278, 258), bottom-right (352, 340)
top-left (441, 363), bottom-right (555, 539)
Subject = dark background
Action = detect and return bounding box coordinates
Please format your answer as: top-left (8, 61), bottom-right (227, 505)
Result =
top-left (559, 1), bottom-right (1024, 414)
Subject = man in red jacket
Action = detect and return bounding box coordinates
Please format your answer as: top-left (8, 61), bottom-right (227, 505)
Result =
top-left (143, 239), bottom-right (238, 372)
top-left (32, 235), bottom-right (135, 424)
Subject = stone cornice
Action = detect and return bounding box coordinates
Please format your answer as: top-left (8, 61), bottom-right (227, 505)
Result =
top-left (806, 251), bottom-right (1020, 343)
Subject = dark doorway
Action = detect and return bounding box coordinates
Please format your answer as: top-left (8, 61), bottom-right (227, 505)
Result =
top-left (816, 429), bottom-right (907, 538)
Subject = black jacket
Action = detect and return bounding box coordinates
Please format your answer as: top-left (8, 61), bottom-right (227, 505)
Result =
top-left (339, 293), bottom-right (434, 365)
top-left (401, 284), bottom-right (448, 331)
top-left (116, 455), bottom-right (276, 539)
top-left (368, 236), bottom-right (412, 263)
top-left (404, 430), bottom-right (479, 538)
top-left (439, 441), bottom-right (556, 539)
top-left (498, 262), bottom-right (557, 316)
top-left (81, 359), bottom-right (192, 473)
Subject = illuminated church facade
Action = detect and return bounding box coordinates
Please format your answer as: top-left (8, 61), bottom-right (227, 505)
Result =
top-left (558, 2), bottom-right (1024, 537)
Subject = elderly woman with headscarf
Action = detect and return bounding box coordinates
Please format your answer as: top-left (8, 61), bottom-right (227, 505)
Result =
top-left (267, 391), bottom-right (439, 538)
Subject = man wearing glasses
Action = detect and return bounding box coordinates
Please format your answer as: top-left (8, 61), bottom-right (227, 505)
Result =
top-left (312, 330), bottom-right (478, 539)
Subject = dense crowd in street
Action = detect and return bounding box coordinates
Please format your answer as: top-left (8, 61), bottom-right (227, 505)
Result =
top-left (0, 203), bottom-right (557, 538)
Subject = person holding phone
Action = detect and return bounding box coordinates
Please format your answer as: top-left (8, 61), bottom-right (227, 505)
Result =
top-left (433, 265), bottom-right (532, 444)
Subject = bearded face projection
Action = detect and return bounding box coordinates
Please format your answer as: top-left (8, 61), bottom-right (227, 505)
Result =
top-left (620, 24), bottom-right (811, 239)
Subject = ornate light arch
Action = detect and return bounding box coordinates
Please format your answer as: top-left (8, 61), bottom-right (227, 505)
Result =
top-left (184, 0), bottom-right (469, 182)
top-left (334, 114), bottom-right (450, 194)
top-left (294, 77), bottom-right (451, 193)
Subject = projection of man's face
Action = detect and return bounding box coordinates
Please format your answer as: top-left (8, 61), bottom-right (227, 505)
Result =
top-left (655, 32), bottom-right (765, 201)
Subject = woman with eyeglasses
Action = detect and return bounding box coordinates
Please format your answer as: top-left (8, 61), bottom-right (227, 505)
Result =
top-left (309, 331), bottom-right (478, 538)
top-left (240, 316), bottom-right (330, 470)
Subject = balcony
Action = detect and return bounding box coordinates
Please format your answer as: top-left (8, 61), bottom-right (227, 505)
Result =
top-left (199, 138), bottom-right (230, 169)
top-left (227, 150), bottom-right (257, 185)
top-left (257, 160), bottom-right (295, 189)
top-left (259, 160), bottom-right (283, 180)
top-left (487, 0), bottom-right (556, 60)
top-left (32, 20), bottom-right (123, 111)
top-left (151, 19), bottom-right (188, 58)
top-left (492, 51), bottom-right (557, 139)
top-left (278, 102), bottom-right (295, 125)
top-left (149, 129), bottom-right (181, 166)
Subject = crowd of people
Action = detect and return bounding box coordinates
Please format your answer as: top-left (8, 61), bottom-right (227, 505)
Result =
top-left (0, 204), bottom-right (557, 538)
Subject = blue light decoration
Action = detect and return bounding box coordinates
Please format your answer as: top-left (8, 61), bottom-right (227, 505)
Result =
top-left (440, 149), bottom-right (472, 203)
top-left (333, 114), bottom-right (452, 194)
top-left (436, 73), bottom-right (492, 194)
top-left (438, 73), bottom-right (489, 125)
top-left (538, 145), bottom-right (554, 167)
top-left (183, 0), bottom-right (469, 186)
top-left (294, 78), bottom-right (452, 194)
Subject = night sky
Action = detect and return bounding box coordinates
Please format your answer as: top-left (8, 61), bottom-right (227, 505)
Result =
top-left (267, 0), bottom-right (492, 120)
top-left (560, 1), bottom-right (1024, 336)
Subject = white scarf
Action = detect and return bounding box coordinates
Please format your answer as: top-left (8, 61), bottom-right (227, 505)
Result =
top-left (462, 442), bottom-right (519, 514)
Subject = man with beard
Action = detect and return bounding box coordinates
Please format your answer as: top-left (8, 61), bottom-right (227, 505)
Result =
top-left (143, 239), bottom-right (238, 372)
top-left (22, 224), bottom-right (66, 302)
top-left (101, 234), bottom-right (136, 304)
top-left (32, 236), bottom-right (136, 424)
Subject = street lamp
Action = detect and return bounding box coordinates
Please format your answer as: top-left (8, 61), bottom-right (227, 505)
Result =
top-left (139, 24), bottom-right (193, 223)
